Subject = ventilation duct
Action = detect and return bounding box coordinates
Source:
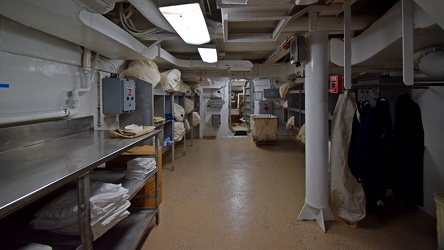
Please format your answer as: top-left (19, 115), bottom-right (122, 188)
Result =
top-left (415, 47), bottom-right (444, 77)
top-left (72, 0), bottom-right (119, 14)
top-left (128, 0), bottom-right (176, 33)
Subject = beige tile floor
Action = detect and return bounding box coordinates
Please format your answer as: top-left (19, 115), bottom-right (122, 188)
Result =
top-left (141, 136), bottom-right (437, 250)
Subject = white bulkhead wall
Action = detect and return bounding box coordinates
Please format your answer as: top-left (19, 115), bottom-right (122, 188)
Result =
top-left (0, 16), bottom-right (123, 130)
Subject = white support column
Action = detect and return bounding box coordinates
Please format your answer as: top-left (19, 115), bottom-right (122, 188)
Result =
top-left (297, 31), bottom-right (334, 232)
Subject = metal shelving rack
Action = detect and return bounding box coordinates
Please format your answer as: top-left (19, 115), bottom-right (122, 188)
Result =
top-left (243, 81), bottom-right (253, 130)
top-left (153, 84), bottom-right (175, 170)
top-left (284, 84), bottom-right (305, 133)
top-left (0, 116), bottom-right (160, 249)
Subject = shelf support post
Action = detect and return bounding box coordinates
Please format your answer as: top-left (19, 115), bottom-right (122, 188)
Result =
top-left (78, 172), bottom-right (93, 249)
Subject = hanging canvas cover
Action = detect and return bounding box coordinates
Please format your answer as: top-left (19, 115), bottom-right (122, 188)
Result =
top-left (330, 91), bottom-right (366, 223)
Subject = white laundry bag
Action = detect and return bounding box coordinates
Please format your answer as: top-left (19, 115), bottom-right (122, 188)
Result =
top-left (161, 69), bottom-right (181, 92)
top-left (279, 81), bottom-right (300, 98)
top-left (184, 118), bottom-right (191, 132)
top-left (119, 60), bottom-right (161, 86)
top-left (174, 121), bottom-right (186, 141)
top-left (174, 103), bottom-right (185, 122)
top-left (192, 112), bottom-right (201, 126)
top-left (178, 80), bottom-right (191, 93)
top-left (185, 98), bottom-right (194, 114)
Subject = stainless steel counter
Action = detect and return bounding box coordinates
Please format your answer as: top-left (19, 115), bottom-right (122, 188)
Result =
top-left (0, 129), bottom-right (160, 220)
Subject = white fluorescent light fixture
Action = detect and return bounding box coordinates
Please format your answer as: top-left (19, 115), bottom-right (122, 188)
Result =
top-left (159, 3), bottom-right (211, 45)
top-left (198, 47), bottom-right (218, 63)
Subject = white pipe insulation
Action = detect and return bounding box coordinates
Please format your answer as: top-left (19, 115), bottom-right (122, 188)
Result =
top-left (297, 31), bottom-right (333, 233)
top-left (0, 110), bottom-right (68, 126)
top-left (128, 0), bottom-right (176, 33)
top-left (68, 48), bottom-right (97, 116)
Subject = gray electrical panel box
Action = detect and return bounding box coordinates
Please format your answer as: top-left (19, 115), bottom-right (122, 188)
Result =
top-left (212, 114), bottom-right (221, 126)
top-left (103, 78), bottom-right (136, 114)
top-left (290, 36), bottom-right (305, 65)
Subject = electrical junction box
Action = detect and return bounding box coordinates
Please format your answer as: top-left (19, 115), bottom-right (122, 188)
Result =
top-left (330, 75), bottom-right (342, 94)
top-left (102, 78), bottom-right (136, 114)
top-left (290, 36), bottom-right (305, 65)
top-left (212, 114), bottom-right (221, 127)
top-left (209, 97), bottom-right (223, 108)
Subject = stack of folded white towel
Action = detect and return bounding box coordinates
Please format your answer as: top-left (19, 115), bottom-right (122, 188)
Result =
top-left (30, 183), bottom-right (130, 240)
top-left (125, 157), bottom-right (156, 180)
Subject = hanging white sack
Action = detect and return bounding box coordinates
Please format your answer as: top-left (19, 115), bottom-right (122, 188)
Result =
top-left (174, 121), bottom-right (186, 141)
top-left (119, 60), bottom-right (161, 87)
top-left (185, 98), bottom-right (194, 114)
top-left (192, 112), bottom-right (201, 126)
top-left (173, 103), bottom-right (185, 122)
top-left (330, 90), bottom-right (366, 224)
top-left (160, 69), bottom-right (181, 92)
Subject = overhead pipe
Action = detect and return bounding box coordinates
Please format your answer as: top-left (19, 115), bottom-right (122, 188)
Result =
top-left (128, 0), bottom-right (176, 33)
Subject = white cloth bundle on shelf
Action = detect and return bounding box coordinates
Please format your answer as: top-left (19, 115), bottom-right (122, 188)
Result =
top-left (297, 123), bottom-right (306, 143)
top-left (160, 69), bottom-right (181, 92)
top-left (30, 183), bottom-right (130, 240)
top-left (279, 82), bottom-right (300, 98)
top-left (125, 157), bottom-right (157, 180)
top-left (283, 100), bottom-right (288, 109)
top-left (119, 60), bottom-right (161, 87)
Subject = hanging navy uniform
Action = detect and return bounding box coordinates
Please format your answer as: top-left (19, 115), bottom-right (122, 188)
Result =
top-left (348, 100), bottom-right (380, 205)
top-left (393, 93), bottom-right (424, 207)
top-left (373, 97), bottom-right (393, 203)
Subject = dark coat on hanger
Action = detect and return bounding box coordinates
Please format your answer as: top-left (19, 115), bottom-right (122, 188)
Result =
top-left (348, 100), bottom-right (379, 205)
top-left (373, 97), bottom-right (393, 200)
top-left (393, 93), bottom-right (424, 207)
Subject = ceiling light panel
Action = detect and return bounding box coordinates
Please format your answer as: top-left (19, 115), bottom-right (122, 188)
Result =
top-left (159, 3), bottom-right (210, 45)
top-left (198, 47), bottom-right (218, 63)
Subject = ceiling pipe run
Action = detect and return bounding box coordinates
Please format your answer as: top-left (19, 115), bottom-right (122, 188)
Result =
top-left (127, 0), bottom-right (176, 33)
